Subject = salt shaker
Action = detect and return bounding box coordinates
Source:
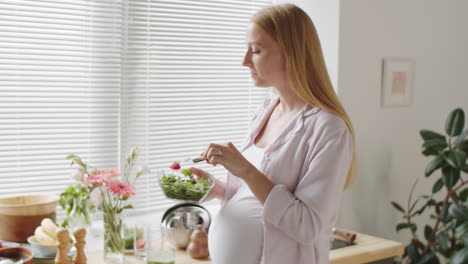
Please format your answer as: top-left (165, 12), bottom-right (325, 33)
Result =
top-left (186, 224), bottom-right (210, 259)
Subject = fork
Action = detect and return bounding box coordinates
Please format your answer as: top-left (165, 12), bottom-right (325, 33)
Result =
top-left (180, 157), bottom-right (205, 164)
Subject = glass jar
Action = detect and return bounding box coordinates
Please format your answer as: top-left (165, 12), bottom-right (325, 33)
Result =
top-left (145, 225), bottom-right (175, 264)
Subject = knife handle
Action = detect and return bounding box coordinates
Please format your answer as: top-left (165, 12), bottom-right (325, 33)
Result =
top-left (332, 227), bottom-right (357, 242)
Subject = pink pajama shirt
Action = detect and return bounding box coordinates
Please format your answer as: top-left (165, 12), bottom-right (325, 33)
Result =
top-left (215, 97), bottom-right (353, 264)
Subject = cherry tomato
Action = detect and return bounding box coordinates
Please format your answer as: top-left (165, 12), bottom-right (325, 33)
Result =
top-left (169, 162), bottom-right (181, 170)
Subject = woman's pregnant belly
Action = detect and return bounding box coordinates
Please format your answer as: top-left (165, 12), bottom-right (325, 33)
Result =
top-left (208, 184), bottom-right (264, 264)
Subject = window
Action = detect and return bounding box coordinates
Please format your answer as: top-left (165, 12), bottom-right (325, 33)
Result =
top-left (0, 0), bottom-right (122, 197)
top-left (0, 0), bottom-right (271, 216)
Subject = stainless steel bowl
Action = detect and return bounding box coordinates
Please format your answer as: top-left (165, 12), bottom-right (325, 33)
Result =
top-left (161, 203), bottom-right (211, 249)
top-left (164, 227), bottom-right (193, 249)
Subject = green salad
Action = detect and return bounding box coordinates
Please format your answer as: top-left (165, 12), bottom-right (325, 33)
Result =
top-left (160, 169), bottom-right (212, 202)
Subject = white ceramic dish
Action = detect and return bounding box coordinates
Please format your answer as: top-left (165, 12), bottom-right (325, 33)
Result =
top-left (26, 236), bottom-right (71, 258)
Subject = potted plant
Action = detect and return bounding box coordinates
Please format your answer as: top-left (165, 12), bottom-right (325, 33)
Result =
top-left (392, 108), bottom-right (467, 264)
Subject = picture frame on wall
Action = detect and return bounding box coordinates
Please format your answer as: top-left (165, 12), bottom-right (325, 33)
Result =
top-left (381, 57), bottom-right (415, 107)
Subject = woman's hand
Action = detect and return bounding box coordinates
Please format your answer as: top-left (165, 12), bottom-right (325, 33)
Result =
top-left (201, 142), bottom-right (258, 180)
top-left (189, 167), bottom-right (226, 201)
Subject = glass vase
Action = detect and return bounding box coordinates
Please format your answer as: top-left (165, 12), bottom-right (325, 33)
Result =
top-left (68, 198), bottom-right (94, 231)
top-left (103, 210), bottom-right (124, 263)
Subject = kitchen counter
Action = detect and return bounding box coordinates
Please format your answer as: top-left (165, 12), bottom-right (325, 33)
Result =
top-left (87, 249), bottom-right (210, 263)
top-left (87, 230), bottom-right (404, 264)
top-left (330, 231), bottom-right (404, 264)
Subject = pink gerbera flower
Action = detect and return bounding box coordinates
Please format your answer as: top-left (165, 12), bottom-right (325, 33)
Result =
top-left (84, 168), bottom-right (121, 186)
top-left (104, 168), bottom-right (121, 178)
top-left (84, 173), bottom-right (108, 185)
top-left (89, 169), bottom-right (106, 177)
top-left (108, 181), bottom-right (135, 198)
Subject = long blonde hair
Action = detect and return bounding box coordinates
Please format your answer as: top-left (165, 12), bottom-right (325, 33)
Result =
top-left (252, 4), bottom-right (357, 188)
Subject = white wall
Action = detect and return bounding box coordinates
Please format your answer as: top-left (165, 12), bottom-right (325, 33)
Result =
top-left (337, 0), bottom-right (468, 243)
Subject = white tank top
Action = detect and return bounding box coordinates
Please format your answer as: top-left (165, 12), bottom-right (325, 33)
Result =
top-left (208, 144), bottom-right (265, 264)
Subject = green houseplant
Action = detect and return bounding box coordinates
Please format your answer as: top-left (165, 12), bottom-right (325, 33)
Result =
top-left (392, 108), bottom-right (468, 264)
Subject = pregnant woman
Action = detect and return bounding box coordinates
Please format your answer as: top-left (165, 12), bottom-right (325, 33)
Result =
top-left (190, 3), bottom-right (356, 264)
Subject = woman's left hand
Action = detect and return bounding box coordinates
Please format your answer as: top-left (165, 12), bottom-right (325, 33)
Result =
top-left (201, 142), bottom-right (257, 179)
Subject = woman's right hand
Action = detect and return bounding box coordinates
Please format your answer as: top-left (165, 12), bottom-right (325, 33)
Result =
top-left (189, 167), bottom-right (225, 201)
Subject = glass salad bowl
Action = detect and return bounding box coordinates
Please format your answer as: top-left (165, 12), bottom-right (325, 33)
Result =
top-left (157, 169), bottom-right (214, 203)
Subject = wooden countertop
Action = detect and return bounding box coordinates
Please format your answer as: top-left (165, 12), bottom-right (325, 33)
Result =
top-left (87, 230), bottom-right (404, 264)
top-left (330, 231), bottom-right (404, 264)
top-left (87, 249), bottom-right (210, 263)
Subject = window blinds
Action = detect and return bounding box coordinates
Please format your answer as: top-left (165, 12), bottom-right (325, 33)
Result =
top-left (0, 0), bottom-right (123, 198)
top-left (0, 0), bottom-right (272, 216)
top-left (121, 0), bottom-right (272, 214)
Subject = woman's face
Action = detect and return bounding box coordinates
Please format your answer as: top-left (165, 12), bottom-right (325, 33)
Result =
top-left (242, 23), bottom-right (287, 88)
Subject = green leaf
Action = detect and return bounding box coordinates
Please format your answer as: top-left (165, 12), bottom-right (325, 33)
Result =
top-left (456, 139), bottom-right (468, 153)
top-left (449, 204), bottom-right (468, 221)
top-left (425, 155), bottom-right (446, 177)
top-left (428, 199), bottom-right (437, 207)
top-left (442, 166), bottom-right (460, 189)
top-left (412, 202), bottom-right (428, 217)
top-left (451, 192), bottom-right (460, 203)
top-left (422, 148), bottom-right (440, 156)
top-left (455, 222), bottom-right (468, 238)
top-left (445, 108), bottom-right (465, 137)
top-left (432, 178), bottom-right (444, 194)
top-left (454, 130), bottom-right (468, 146)
top-left (396, 223), bottom-right (409, 232)
top-left (424, 225), bottom-right (433, 240)
top-left (391, 201), bottom-right (405, 213)
top-left (412, 205), bottom-right (427, 217)
top-left (422, 138), bottom-right (448, 152)
top-left (436, 232), bottom-right (450, 252)
top-left (420, 130), bottom-right (446, 141)
top-left (122, 204), bottom-right (133, 210)
top-left (181, 169), bottom-right (192, 177)
top-left (440, 203), bottom-right (452, 223)
top-left (444, 151), bottom-right (467, 169)
top-left (415, 251), bottom-right (435, 264)
top-left (396, 223), bottom-right (417, 232)
top-left (75, 158), bottom-right (86, 168)
top-left (405, 240), bottom-right (422, 262)
top-left (463, 234), bottom-right (468, 246)
top-left (415, 240), bottom-right (425, 251)
top-left (460, 188), bottom-right (468, 202)
top-left (452, 246), bottom-right (468, 264)
top-left (410, 199), bottom-right (419, 213)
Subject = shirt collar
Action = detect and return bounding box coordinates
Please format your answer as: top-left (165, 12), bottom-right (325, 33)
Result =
top-left (242, 97), bottom-right (321, 152)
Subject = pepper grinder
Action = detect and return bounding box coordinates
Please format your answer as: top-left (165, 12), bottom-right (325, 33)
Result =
top-left (186, 224), bottom-right (210, 259)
